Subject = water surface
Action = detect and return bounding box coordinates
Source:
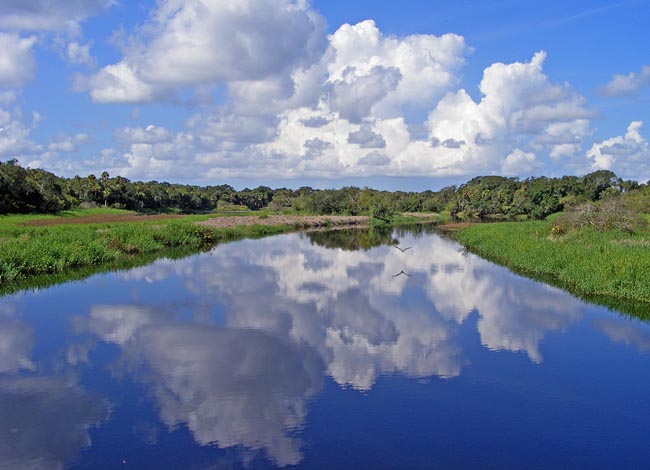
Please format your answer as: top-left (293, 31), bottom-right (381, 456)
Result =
top-left (2, 226), bottom-right (650, 469)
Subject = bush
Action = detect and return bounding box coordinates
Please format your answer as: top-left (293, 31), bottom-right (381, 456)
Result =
top-left (551, 198), bottom-right (647, 235)
top-left (369, 198), bottom-right (395, 222)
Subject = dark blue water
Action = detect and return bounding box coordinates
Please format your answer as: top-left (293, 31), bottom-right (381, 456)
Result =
top-left (2, 227), bottom-right (650, 469)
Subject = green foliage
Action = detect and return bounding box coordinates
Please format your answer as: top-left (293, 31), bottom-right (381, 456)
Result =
top-left (452, 220), bottom-right (650, 308)
top-left (368, 195), bottom-right (395, 222)
top-left (0, 160), bottom-right (73, 214)
top-left (2, 160), bottom-right (647, 225)
top-left (0, 212), bottom-right (292, 284)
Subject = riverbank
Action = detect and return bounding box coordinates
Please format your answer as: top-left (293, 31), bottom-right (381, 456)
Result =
top-left (0, 209), bottom-right (436, 290)
top-left (0, 210), bottom-right (367, 284)
top-left (449, 219), bottom-right (650, 314)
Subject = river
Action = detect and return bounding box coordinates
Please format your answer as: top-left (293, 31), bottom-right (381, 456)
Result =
top-left (1, 226), bottom-right (649, 469)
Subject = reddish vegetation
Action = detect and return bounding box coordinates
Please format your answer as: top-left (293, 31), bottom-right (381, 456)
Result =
top-left (21, 213), bottom-right (370, 228)
top-left (22, 213), bottom-right (185, 226)
top-left (199, 215), bottom-right (369, 228)
top-left (437, 222), bottom-right (476, 232)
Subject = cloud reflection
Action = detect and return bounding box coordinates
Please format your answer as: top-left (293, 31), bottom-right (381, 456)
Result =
top-left (0, 305), bottom-right (108, 470)
top-left (89, 229), bottom-right (590, 464)
top-left (83, 305), bottom-right (324, 466)
top-left (594, 318), bottom-right (650, 352)
top-left (0, 376), bottom-right (108, 470)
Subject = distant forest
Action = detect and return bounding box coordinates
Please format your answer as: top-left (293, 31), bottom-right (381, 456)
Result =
top-left (1, 158), bottom-right (646, 220)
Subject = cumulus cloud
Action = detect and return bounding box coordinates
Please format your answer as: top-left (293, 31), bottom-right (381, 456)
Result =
top-left (326, 20), bottom-right (469, 118)
top-left (501, 149), bottom-right (542, 175)
top-left (115, 125), bottom-right (171, 145)
top-left (348, 125), bottom-right (387, 149)
top-left (602, 65), bottom-right (650, 96)
top-left (87, 61), bottom-right (157, 103)
top-left (301, 116), bottom-right (330, 128)
top-left (329, 65), bottom-right (402, 122)
top-left (0, 107), bottom-right (42, 159)
top-left (358, 150), bottom-right (390, 166)
top-left (87, 0), bottom-right (327, 103)
top-left (254, 50), bottom-right (592, 180)
top-left (0, 33), bottom-right (37, 88)
top-left (47, 133), bottom-right (89, 153)
top-left (421, 51), bottom-right (592, 173)
top-left (66, 41), bottom-right (95, 67)
top-left (586, 121), bottom-right (650, 181)
top-left (303, 137), bottom-right (333, 159)
top-left (0, 0), bottom-right (115, 33)
top-left (61, 12), bottom-right (606, 182)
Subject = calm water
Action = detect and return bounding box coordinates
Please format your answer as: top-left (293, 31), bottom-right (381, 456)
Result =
top-left (2, 226), bottom-right (650, 469)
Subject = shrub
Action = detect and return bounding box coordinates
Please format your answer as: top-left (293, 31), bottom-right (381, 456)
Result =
top-left (551, 198), bottom-right (647, 235)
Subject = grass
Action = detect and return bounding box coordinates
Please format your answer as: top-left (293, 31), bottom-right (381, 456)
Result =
top-left (0, 209), bottom-right (291, 289)
top-left (0, 208), bottom-right (448, 295)
top-left (450, 218), bottom-right (650, 316)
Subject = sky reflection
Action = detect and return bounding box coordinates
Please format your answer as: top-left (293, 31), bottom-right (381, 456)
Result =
top-left (2, 227), bottom-right (650, 468)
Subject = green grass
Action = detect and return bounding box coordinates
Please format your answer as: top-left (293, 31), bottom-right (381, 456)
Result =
top-left (0, 208), bottom-right (447, 295)
top-left (450, 219), bottom-right (650, 316)
top-left (0, 210), bottom-right (291, 288)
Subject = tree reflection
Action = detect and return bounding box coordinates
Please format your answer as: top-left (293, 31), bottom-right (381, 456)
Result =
top-left (305, 226), bottom-right (396, 251)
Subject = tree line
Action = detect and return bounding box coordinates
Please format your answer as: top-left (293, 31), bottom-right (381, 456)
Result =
top-left (0, 159), bottom-right (644, 219)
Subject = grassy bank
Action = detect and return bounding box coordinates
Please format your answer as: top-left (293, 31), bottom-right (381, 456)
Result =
top-left (0, 209), bottom-right (439, 293)
top-left (0, 209), bottom-right (291, 286)
top-left (450, 219), bottom-right (650, 315)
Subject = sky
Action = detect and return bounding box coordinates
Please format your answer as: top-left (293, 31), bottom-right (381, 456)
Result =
top-left (0, 0), bottom-right (648, 190)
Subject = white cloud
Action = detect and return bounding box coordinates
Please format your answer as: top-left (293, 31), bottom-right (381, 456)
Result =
top-left (0, 33), bottom-right (37, 88)
top-left (501, 149), bottom-right (542, 175)
top-left (602, 65), bottom-right (650, 96)
top-left (348, 125), bottom-right (387, 149)
top-left (254, 51), bottom-right (591, 179)
top-left (87, 61), bottom-right (157, 103)
top-left (420, 51), bottom-right (592, 173)
top-left (87, 0), bottom-right (327, 103)
top-left (327, 20), bottom-right (469, 118)
top-left (66, 17), bottom-right (596, 182)
top-left (66, 41), bottom-right (95, 67)
top-left (0, 107), bottom-right (42, 158)
top-left (115, 125), bottom-right (171, 145)
top-left (329, 65), bottom-right (402, 122)
top-left (0, 0), bottom-right (114, 33)
top-left (586, 121), bottom-right (650, 181)
top-left (47, 133), bottom-right (89, 153)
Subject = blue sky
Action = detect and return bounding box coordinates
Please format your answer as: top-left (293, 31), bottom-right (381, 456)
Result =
top-left (0, 0), bottom-right (648, 190)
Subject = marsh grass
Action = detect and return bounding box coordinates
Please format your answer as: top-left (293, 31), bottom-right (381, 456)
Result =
top-left (451, 219), bottom-right (650, 314)
top-left (0, 210), bottom-right (290, 284)
top-left (0, 208), bottom-right (444, 292)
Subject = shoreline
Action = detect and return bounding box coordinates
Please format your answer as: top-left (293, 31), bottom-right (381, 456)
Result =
top-left (448, 220), bottom-right (650, 317)
top-left (0, 211), bottom-right (435, 295)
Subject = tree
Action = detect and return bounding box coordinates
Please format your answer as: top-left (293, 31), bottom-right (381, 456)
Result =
top-left (368, 194), bottom-right (395, 222)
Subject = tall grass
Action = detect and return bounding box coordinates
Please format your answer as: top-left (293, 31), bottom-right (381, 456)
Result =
top-left (0, 209), bottom-right (445, 292)
top-left (451, 219), bottom-right (650, 310)
top-left (0, 210), bottom-right (290, 285)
